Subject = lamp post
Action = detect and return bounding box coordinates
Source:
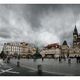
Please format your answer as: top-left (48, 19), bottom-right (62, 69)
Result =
top-left (17, 44), bottom-right (20, 67)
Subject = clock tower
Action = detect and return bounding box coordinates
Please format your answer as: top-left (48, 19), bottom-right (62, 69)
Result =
top-left (73, 25), bottom-right (78, 47)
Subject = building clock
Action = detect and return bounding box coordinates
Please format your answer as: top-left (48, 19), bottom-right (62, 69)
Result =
top-left (73, 35), bottom-right (77, 41)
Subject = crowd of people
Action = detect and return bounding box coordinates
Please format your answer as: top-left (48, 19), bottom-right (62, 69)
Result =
top-left (1, 54), bottom-right (80, 65)
top-left (39, 55), bottom-right (80, 64)
top-left (58, 55), bottom-right (80, 64)
top-left (76, 56), bottom-right (80, 63)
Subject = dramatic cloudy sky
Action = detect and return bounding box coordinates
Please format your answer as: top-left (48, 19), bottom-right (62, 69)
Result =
top-left (0, 4), bottom-right (80, 48)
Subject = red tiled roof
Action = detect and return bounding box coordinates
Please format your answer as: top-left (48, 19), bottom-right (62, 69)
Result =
top-left (44, 43), bottom-right (60, 49)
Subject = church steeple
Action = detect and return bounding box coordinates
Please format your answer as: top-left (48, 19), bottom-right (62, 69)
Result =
top-left (73, 25), bottom-right (78, 36)
top-left (73, 25), bottom-right (78, 47)
top-left (62, 40), bottom-right (68, 45)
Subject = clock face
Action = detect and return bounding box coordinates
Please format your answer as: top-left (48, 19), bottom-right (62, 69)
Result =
top-left (73, 35), bottom-right (77, 40)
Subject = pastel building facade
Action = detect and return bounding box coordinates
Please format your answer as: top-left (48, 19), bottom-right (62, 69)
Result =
top-left (61, 40), bottom-right (69, 57)
top-left (40, 43), bottom-right (61, 57)
top-left (61, 25), bottom-right (80, 57)
top-left (3, 42), bottom-right (36, 56)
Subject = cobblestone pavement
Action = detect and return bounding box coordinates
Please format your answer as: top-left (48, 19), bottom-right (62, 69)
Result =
top-left (0, 59), bottom-right (61, 76)
top-left (10, 58), bottom-right (80, 76)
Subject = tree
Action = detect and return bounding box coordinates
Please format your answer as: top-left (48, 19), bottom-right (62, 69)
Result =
top-left (0, 51), bottom-right (7, 58)
top-left (33, 47), bottom-right (42, 59)
top-left (14, 52), bottom-right (18, 58)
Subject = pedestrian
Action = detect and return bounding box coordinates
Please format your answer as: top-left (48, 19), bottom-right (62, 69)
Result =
top-left (68, 57), bottom-right (71, 64)
top-left (77, 56), bottom-right (79, 63)
top-left (76, 56), bottom-right (79, 64)
top-left (3, 57), bottom-right (5, 61)
top-left (59, 56), bottom-right (61, 63)
top-left (63, 56), bottom-right (66, 61)
top-left (17, 60), bottom-right (20, 67)
top-left (79, 56), bottom-right (80, 63)
top-left (18, 55), bottom-right (20, 60)
top-left (7, 56), bottom-right (10, 63)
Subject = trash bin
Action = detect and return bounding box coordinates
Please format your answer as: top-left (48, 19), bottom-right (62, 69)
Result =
top-left (37, 64), bottom-right (42, 74)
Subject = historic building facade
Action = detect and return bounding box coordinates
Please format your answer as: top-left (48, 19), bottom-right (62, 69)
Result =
top-left (71, 25), bottom-right (80, 56)
top-left (3, 42), bottom-right (36, 57)
top-left (40, 43), bottom-right (61, 58)
top-left (73, 25), bottom-right (80, 48)
top-left (61, 40), bottom-right (69, 57)
top-left (2, 25), bottom-right (80, 58)
top-left (61, 25), bottom-right (80, 57)
top-left (3, 42), bottom-right (20, 55)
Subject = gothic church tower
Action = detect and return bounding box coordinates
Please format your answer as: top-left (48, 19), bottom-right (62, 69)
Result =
top-left (73, 25), bottom-right (78, 47)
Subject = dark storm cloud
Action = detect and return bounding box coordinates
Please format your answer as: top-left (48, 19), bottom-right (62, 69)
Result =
top-left (26, 4), bottom-right (65, 30)
top-left (20, 4), bottom-right (65, 31)
top-left (34, 4), bottom-right (80, 45)
top-left (0, 4), bottom-right (80, 47)
top-left (0, 27), bottom-right (11, 38)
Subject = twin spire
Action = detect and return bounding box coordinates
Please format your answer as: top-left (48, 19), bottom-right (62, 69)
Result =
top-left (73, 25), bottom-right (78, 36)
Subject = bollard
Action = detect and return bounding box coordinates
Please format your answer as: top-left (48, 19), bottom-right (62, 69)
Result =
top-left (42, 57), bottom-right (44, 61)
top-left (37, 64), bottom-right (42, 75)
top-left (17, 61), bottom-right (20, 67)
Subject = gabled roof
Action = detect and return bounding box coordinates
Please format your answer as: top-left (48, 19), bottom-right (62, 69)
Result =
top-left (62, 40), bottom-right (68, 45)
top-left (73, 25), bottom-right (78, 35)
top-left (44, 43), bottom-right (60, 49)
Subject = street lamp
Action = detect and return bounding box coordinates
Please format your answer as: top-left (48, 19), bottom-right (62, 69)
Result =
top-left (17, 44), bottom-right (20, 67)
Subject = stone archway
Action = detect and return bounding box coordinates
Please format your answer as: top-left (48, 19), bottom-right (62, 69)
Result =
top-left (45, 54), bottom-right (55, 58)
